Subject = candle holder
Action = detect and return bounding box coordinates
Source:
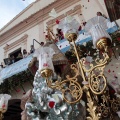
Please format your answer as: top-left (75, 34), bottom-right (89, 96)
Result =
top-left (38, 46), bottom-right (55, 78)
top-left (0, 94), bottom-right (11, 120)
top-left (40, 16), bottom-right (120, 120)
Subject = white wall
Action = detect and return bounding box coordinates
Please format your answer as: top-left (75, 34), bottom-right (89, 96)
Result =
top-left (0, 22), bottom-right (45, 64)
top-left (0, 0), bottom-right (120, 64)
top-left (0, 0), bottom-right (119, 69)
top-left (48, 0), bottom-right (120, 34)
top-left (0, 47), bottom-right (5, 65)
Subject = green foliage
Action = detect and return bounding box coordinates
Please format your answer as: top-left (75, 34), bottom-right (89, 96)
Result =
top-left (0, 69), bottom-right (33, 94)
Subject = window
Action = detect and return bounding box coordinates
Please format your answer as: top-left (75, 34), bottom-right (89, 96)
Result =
top-left (4, 48), bottom-right (23, 65)
top-left (9, 48), bottom-right (23, 63)
top-left (9, 48), bottom-right (21, 59)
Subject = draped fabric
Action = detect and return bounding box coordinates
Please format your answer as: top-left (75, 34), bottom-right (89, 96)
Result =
top-left (104, 0), bottom-right (120, 22)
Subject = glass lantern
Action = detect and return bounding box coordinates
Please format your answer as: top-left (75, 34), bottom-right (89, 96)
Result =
top-left (58, 16), bottom-right (79, 42)
top-left (39, 47), bottom-right (55, 77)
top-left (85, 16), bottom-right (112, 50)
top-left (0, 94), bottom-right (11, 113)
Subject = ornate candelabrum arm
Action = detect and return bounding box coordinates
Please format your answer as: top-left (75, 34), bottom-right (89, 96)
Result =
top-left (72, 40), bottom-right (86, 82)
top-left (81, 50), bottom-right (109, 95)
top-left (46, 64), bottom-right (83, 104)
top-left (40, 16), bottom-right (113, 119)
top-left (0, 112), bottom-right (3, 120)
top-left (68, 34), bottom-right (101, 120)
top-left (41, 35), bottom-right (110, 120)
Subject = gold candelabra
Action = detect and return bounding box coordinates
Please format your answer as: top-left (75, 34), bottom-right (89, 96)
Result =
top-left (40, 16), bottom-right (120, 119)
top-left (0, 109), bottom-right (7, 120)
top-left (0, 112), bottom-right (3, 120)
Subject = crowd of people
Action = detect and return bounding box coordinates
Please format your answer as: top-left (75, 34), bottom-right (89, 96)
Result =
top-left (6, 45), bottom-right (35, 65)
top-left (56, 28), bottom-right (64, 40)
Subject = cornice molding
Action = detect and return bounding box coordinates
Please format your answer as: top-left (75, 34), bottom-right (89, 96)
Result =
top-left (4, 34), bottom-right (28, 53)
top-left (0, 0), bottom-right (80, 46)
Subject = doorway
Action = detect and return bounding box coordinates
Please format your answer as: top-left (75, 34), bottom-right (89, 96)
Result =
top-left (3, 99), bottom-right (22, 120)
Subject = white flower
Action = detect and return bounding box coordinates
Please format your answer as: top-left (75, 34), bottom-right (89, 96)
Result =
top-left (83, 42), bottom-right (86, 46)
top-left (116, 48), bottom-right (118, 50)
top-left (86, 56), bottom-right (93, 63)
top-left (49, 8), bottom-right (57, 18)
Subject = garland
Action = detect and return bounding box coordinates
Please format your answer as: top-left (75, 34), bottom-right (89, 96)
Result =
top-left (0, 69), bottom-right (34, 94)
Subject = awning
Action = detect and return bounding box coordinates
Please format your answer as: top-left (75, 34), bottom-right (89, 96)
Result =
top-left (0, 54), bottom-right (33, 84)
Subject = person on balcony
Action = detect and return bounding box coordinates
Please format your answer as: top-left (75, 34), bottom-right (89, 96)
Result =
top-left (97, 12), bottom-right (107, 19)
top-left (56, 28), bottom-right (64, 40)
top-left (30, 45), bottom-right (35, 54)
top-left (16, 52), bottom-right (23, 61)
top-left (23, 49), bottom-right (28, 58)
top-left (11, 55), bottom-right (15, 63)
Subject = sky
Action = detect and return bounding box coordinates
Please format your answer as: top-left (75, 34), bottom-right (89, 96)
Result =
top-left (0, 0), bottom-right (36, 29)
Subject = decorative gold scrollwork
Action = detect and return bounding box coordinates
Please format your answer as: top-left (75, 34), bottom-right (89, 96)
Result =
top-left (88, 74), bottom-right (107, 95)
top-left (87, 101), bottom-right (100, 120)
top-left (60, 79), bottom-right (83, 104)
top-left (97, 104), bottom-right (109, 118)
top-left (110, 99), bottom-right (119, 112)
top-left (46, 63), bottom-right (83, 104)
top-left (81, 52), bottom-right (109, 95)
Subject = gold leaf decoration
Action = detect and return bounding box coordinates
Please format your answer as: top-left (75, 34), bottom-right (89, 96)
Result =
top-left (87, 101), bottom-right (100, 120)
